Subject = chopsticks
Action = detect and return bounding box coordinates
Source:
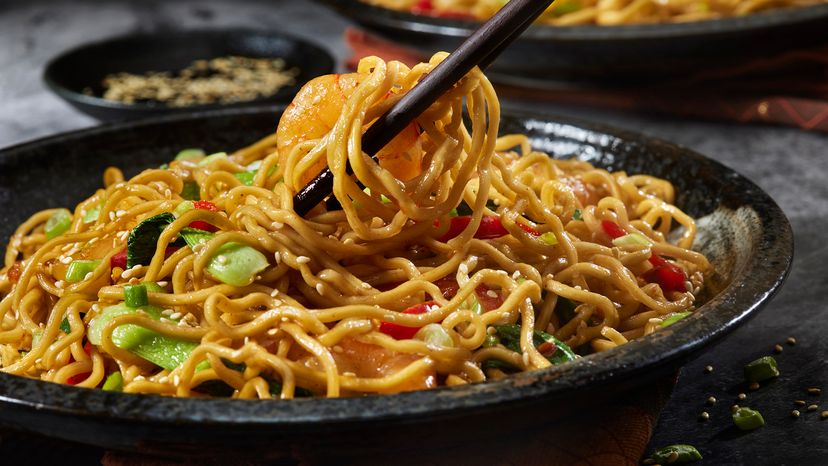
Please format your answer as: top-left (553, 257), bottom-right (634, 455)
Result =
top-left (293, 0), bottom-right (555, 216)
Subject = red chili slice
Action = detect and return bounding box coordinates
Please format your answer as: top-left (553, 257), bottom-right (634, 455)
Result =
top-left (193, 200), bottom-right (219, 212)
top-left (110, 249), bottom-right (127, 270)
top-left (436, 215), bottom-right (540, 242)
top-left (379, 301), bottom-right (437, 340)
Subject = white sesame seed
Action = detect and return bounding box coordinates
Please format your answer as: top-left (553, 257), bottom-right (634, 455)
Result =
top-left (55, 280), bottom-right (65, 289)
top-left (216, 255), bottom-right (227, 264)
top-left (156, 281), bottom-right (168, 287)
top-left (296, 256), bottom-right (310, 264)
top-left (361, 282), bottom-right (372, 290)
top-left (315, 283), bottom-right (324, 295)
top-left (131, 264), bottom-right (143, 272)
top-left (511, 270), bottom-right (521, 279)
top-left (66, 247), bottom-right (79, 257)
top-left (281, 317), bottom-right (289, 322)
top-left (169, 312), bottom-right (182, 320)
top-left (60, 256), bottom-right (73, 264)
top-left (134, 375), bottom-right (145, 381)
top-left (244, 336), bottom-right (249, 344)
top-left (332, 345), bottom-right (343, 353)
top-left (108, 211), bottom-right (116, 221)
top-left (270, 288), bottom-right (280, 297)
top-left (115, 210), bottom-right (127, 218)
top-left (274, 251), bottom-right (281, 264)
top-left (173, 375), bottom-right (180, 386)
top-left (88, 237), bottom-right (99, 244)
top-left (272, 299), bottom-right (282, 306)
top-left (158, 376), bottom-right (169, 384)
top-left (522, 352), bottom-right (530, 366)
top-left (486, 290), bottom-right (497, 298)
top-left (342, 371), bottom-right (356, 377)
top-left (343, 238), bottom-right (354, 245)
top-left (271, 221), bottom-right (284, 229)
top-left (83, 272), bottom-right (93, 281)
top-left (267, 328), bottom-right (279, 336)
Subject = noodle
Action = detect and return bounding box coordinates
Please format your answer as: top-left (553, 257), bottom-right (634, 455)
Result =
top-left (0, 53), bottom-right (710, 398)
top-left (364, 0), bottom-right (827, 26)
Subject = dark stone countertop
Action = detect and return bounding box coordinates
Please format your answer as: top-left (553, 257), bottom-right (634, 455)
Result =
top-left (0, 1), bottom-right (826, 464)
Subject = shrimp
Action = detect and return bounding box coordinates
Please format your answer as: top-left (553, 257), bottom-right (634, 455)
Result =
top-left (276, 72), bottom-right (423, 188)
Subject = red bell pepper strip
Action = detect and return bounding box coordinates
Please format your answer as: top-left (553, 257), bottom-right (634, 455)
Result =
top-left (187, 220), bottom-right (218, 232)
top-left (436, 215), bottom-right (539, 242)
top-left (475, 284), bottom-right (504, 311)
top-left (379, 301), bottom-right (437, 340)
top-left (601, 220), bottom-right (688, 293)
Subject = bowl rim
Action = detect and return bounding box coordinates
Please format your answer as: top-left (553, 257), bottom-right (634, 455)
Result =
top-left (41, 28), bottom-right (335, 116)
top-left (317, 0), bottom-right (828, 41)
top-left (0, 106), bottom-right (793, 429)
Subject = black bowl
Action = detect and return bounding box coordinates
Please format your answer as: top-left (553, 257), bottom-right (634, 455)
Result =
top-left (0, 108), bottom-right (792, 459)
top-left (318, 0), bottom-right (828, 81)
top-left (43, 29), bottom-right (335, 122)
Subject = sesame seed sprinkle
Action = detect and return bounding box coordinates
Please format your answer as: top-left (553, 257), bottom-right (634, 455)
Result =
top-left (267, 328), bottom-right (279, 336)
top-left (332, 345), bottom-right (343, 353)
top-left (807, 404), bottom-right (818, 412)
top-left (109, 211), bottom-right (116, 221)
top-left (821, 411), bottom-right (828, 420)
top-left (173, 375), bottom-right (180, 386)
top-left (487, 326), bottom-right (497, 335)
top-left (315, 283), bottom-right (324, 295)
top-left (169, 312), bottom-right (182, 320)
top-left (699, 411), bottom-right (709, 421)
top-left (731, 404), bottom-right (740, 413)
top-left (274, 252), bottom-right (281, 264)
top-left (271, 221), bottom-right (284, 229)
top-left (786, 336), bottom-right (797, 345)
top-left (808, 388), bottom-right (822, 396)
top-left (156, 281), bottom-right (168, 287)
top-left (738, 393), bottom-right (747, 401)
top-left (60, 256), bottom-right (73, 264)
top-left (361, 282), bottom-right (372, 290)
top-left (794, 400), bottom-right (806, 407)
top-left (486, 290), bottom-right (498, 298)
top-left (774, 344), bottom-right (783, 354)
top-left (791, 410), bottom-right (801, 418)
top-left (749, 382), bottom-right (760, 391)
top-left (55, 280), bottom-right (65, 289)
top-left (704, 365), bottom-right (713, 373)
top-left (83, 272), bottom-right (93, 281)
top-left (707, 396), bottom-right (717, 405)
top-left (521, 352), bottom-right (530, 367)
top-left (296, 255), bottom-right (310, 264)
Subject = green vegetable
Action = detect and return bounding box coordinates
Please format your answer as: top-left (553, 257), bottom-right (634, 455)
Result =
top-left (661, 311), bottom-right (692, 327)
top-left (83, 204), bottom-right (101, 223)
top-left (744, 356), bottom-right (779, 383)
top-left (234, 171), bottom-right (257, 186)
top-left (554, 297), bottom-right (578, 325)
top-left (179, 228), bottom-right (269, 286)
top-left (733, 407), bottom-right (765, 431)
top-left (650, 444), bottom-right (702, 464)
top-left (572, 209), bottom-right (582, 221)
top-left (494, 324), bottom-right (578, 365)
top-left (469, 298), bottom-right (483, 315)
top-left (124, 284), bottom-right (148, 308)
top-left (455, 200), bottom-right (474, 216)
top-left (181, 181), bottom-right (201, 201)
top-left (173, 200), bottom-right (195, 217)
top-left (88, 303), bottom-right (198, 371)
top-left (539, 232), bottom-right (558, 246)
top-left (197, 152), bottom-right (228, 166)
top-left (612, 233), bottom-right (650, 247)
top-left (414, 324), bottom-right (454, 347)
top-left (144, 282), bottom-right (165, 293)
top-left (126, 212), bottom-right (175, 269)
top-left (65, 260), bottom-right (101, 283)
top-left (102, 371), bottom-right (123, 392)
top-left (175, 148), bottom-right (205, 161)
top-left (449, 208), bottom-right (459, 217)
top-left (482, 333), bottom-right (499, 348)
top-left (45, 209), bottom-right (72, 240)
top-left (59, 316), bottom-right (71, 334)
top-left (158, 163), bottom-right (169, 170)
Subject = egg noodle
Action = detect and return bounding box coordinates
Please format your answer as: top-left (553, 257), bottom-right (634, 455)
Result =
top-left (364, 0), bottom-right (826, 26)
top-left (0, 54), bottom-right (710, 398)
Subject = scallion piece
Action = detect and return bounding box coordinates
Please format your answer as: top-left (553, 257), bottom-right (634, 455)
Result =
top-left (612, 233), bottom-right (650, 247)
top-left (174, 148), bottom-right (205, 161)
top-left (234, 171), bottom-right (256, 186)
top-left (59, 316), bottom-right (71, 334)
top-left (207, 242), bottom-right (269, 287)
top-left (482, 334), bottom-right (499, 348)
top-left (650, 444), bottom-right (702, 464)
top-left (83, 204), bottom-right (101, 223)
top-left (144, 282), bottom-right (165, 293)
top-left (661, 311), bottom-right (693, 327)
top-left (572, 209), bottom-right (582, 221)
top-left (124, 284), bottom-right (149, 308)
top-left (173, 200), bottom-right (195, 217)
top-left (102, 371), bottom-right (123, 392)
top-left (197, 152), bottom-right (228, 166)
top-left (744, 356), bottom-right (779, 383)
top-left (45, 209), bottom-right (72, 240)
top-left (539, 232), bottom-right (558, 245)
top-left (733, 407), bottom-right (764, 430)
top-left (65, 259), bottom-right (101, 283)
top-left (414, 324), bottom-right (454, 347)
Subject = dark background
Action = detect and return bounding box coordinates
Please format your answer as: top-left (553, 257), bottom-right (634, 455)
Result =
top-left (0, 1), bottom-right (826, 464)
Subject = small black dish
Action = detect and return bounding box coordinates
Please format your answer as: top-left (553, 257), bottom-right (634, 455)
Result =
top-left (43, 29), bottom-right (335, 122)
top-left (317, 0), bottom-right (828, 81)
top-left (0, 107), bottom-right (792, 460)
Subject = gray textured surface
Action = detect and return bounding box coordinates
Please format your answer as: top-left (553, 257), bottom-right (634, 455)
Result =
top-left (0, 0), bottom-right (826, 464)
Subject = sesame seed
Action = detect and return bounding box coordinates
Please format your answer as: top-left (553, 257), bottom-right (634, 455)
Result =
top-left (272, 299), bottom-right (282, 306)
top-left (280, 317), bottom-right (289, 322)
top-left (156, 281), bottom-right (168, 287)
top-left (173, 375), bottom-right (180, 386)
top-left (807, 388), bottom-right (821, 395)
top-left (774, 344), bottom-right (783, 354)
top-left (794, 400), bottom-right (806, 407)
top-left (699, 411), bottom-right (709, 421)
top-left (296, 255), bottom-right (310, 264)
top-left (270, 289), bottom-right (280, 297)
top-left (133, 375), bottom-right (145, 381)
top-left (161, 309), bottom-right (173, 316)
top-left (512, 270), bottom-right (521, 279)
top-left (315, 283), bottom-right (324, 295)
top-left (60, 256), bottom-right (73, 264)
top-left (667, 451), bottom-right (680, 464)
top-left (216, 255), bottom-right (227, 264)
top-left (271, 221), bottom-right (284, 229)
top-left (115, 210), bottom-right (127, 218)
top-left (244, 336), bottom-right (249, 344)
top-left (791, 410), bottom-right (801, 418)
top-left (131, 264), bottom-right (143, 272)
top-left (332, 345), bottom-right (343, 353)
top-left (821, 411), bottom-right (828, 420)
top-left (704, 365), bottom-right (713, 373)
top-left (267, 328), bottom-right (279, 336)
top-left (738, 393), bottom-right (747, 401)
top-left (342, 371), bottom-right (356, 377)
top-left (749, 382), bottom-right (760, 391)
top-left (807, 404), bottom-right (818, 412)
top-left (55, 280), bottom-right (65, 289)
top-left (169, 312), bottom-right (182, 320)
top-left (361, 282), bottom-right (372, 290)
top-left (731, 404), bottom-right (740, 413)
top-left (487, 326), bottom-right (497, 335)
top-left (83, 272), bottom-right (93, 281)
top-left (158, 376), bottom-right (169, 384)
top-left (486, 290), bottom-right (498, 298)
top-left (707, 396), bottom-right (717, 405)
top-left (274, 251), bottom-right (281, 264)
top-left (522, 352), bottom-right (530, 366)
top-left (343, 238), bottom-right (354, 245)
top-left (108, 211), bottom-right (116, 221)
top-left (786, 337), bottom-right (797, 345)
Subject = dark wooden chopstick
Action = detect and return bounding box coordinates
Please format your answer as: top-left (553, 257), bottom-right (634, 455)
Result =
top-left (293, 0), bottom-right (555, 216)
